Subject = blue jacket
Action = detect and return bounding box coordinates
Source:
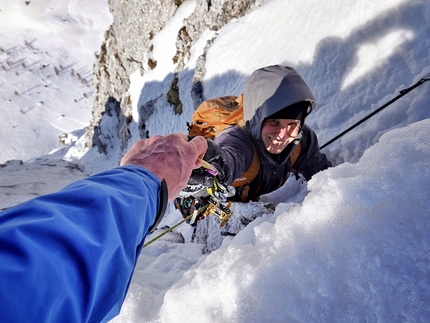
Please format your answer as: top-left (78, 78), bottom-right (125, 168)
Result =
top-left (0, 165), bottom-right (163, 322)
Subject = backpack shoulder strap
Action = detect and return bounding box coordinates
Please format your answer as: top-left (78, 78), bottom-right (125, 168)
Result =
top-left (289, 142), bottom-right (301, 167)
top-left (231, 126), bottom-right (261, 188)
top-left (289, 141), bottom-right (302, 179)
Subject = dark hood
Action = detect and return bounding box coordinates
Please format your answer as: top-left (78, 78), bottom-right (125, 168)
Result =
top-left (244, 65), bottom-right (317, 141)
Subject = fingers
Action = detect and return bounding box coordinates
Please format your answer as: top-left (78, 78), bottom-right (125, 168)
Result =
top-left (121, 134), bottom-right (207, 168)
top-left (119, 134), bottom-right (209, 201)
top-left (186, 135), bottom-right (208, 168)
top-left (169, 133), bottom-right (207, 168)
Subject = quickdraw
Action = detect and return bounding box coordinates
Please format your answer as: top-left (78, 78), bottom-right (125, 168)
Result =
top-left (202, 198), bottom-right (233, 227)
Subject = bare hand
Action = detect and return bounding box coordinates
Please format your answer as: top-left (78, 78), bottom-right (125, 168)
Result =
top-left (120, 134), bottom-right (208, 200)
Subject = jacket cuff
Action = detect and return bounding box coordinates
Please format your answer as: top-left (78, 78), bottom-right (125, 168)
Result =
top-left (148, 179), bottom-right (168, 233)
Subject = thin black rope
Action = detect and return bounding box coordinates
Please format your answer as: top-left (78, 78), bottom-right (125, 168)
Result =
top-left (320, 72), bottom-right (430, 150)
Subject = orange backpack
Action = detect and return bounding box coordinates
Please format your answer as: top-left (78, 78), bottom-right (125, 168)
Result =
top-left (187, 95), bottom-right (246, 139)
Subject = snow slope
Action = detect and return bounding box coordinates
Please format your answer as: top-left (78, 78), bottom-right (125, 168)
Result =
top-left (1, 0), bottom-right (430, 322)
top-left (157, 119), bottom-right (430, 322)
top-left (0, 0), bottom-right (112, 164)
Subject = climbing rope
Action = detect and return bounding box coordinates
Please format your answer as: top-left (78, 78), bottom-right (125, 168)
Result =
top-left (320, 72), bottom-right (430, 149)
top-left (143, 213), bottom-right (194, 248)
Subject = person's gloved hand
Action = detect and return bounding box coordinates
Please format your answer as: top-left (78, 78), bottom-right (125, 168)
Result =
top-left (185, 138), bottom-right (223, 186)
top-left (188, 167), bottom-right (216, 187)
top-left (174, 136), bottom-right (228, 195)
top-left (203, 138), bottom-right (221, 162)
top-left (178, 167), bottom-right (215, 197)
top-left (120, 133), bottom-right (208, 201)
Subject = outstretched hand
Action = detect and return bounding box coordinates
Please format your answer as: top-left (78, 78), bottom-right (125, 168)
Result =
top-left (120, 133), bottom-right (208, 201)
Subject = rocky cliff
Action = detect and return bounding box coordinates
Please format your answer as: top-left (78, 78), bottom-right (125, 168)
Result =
top-left (85, 0), bottom-right (268, 155)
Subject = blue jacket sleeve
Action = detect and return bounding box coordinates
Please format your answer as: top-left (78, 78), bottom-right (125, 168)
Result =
top-left (0, 165), bottom-right (163, 323)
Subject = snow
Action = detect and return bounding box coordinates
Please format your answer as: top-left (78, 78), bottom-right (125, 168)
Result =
top-left (0, 0), bottom-right (112, 164)
top-left (1, 0), bottom-right (430, 322)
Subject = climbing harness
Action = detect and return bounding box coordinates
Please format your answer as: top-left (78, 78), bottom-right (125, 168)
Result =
top-left (320, 72), bottom-right (430, 149)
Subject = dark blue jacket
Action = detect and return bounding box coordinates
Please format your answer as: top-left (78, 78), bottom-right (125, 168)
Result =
top-left (0, 165), bottom-right (162, 322)
top-left (214, 124), bottom-right (329, 201)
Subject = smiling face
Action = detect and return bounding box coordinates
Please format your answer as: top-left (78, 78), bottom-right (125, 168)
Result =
top-left (261, 118), bottom-right (301, 154)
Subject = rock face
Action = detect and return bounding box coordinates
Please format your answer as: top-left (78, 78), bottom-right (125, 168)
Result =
top-left (87, 0), bottom-right (178, 153)
top-left (86, 0), bottom-right (268, 156)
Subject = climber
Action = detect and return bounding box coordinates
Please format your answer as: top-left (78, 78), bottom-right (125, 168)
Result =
top-left (179, 65), bottom-right (331, 210)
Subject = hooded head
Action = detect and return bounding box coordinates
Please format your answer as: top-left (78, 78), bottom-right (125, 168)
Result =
top-left (244, 65), bottom-right (317, 141)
